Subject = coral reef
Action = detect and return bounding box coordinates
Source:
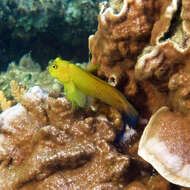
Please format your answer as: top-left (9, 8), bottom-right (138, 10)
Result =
top-left (1, 0), bottom-right (190, 189)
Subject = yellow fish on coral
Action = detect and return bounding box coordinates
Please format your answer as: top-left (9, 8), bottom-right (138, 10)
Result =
top-left (48, 57), bottom-right (138, 127)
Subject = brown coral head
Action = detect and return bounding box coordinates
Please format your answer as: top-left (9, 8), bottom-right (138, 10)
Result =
top-left (138, 107), bottom-right (190, 187)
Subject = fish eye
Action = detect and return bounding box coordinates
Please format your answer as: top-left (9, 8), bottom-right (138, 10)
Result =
top-left (52, 64), bottom-right (57, 69)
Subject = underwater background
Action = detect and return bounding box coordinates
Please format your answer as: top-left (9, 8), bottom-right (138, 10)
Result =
top-left (0, 0), bottom-right (102, 71)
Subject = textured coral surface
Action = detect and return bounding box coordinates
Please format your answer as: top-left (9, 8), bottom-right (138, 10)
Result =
top-left (0, 86), bottom-right (128, 189)
top-left (138, 107), bottom-right (190, 187)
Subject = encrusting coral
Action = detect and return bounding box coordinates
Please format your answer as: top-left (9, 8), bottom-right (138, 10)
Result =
top-left (0, 84), bottom-right (131, 189)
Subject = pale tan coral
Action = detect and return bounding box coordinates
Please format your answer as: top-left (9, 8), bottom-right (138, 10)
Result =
top-left (150, 0), bottom-right (179, 45)
top-left (109, 0), bottom-right (124, 14)
top-left (138, 107), bottom-right (190, 187)
top-left (135, 43), bottom-right (184, 86)
top-left (0, 91), bottom-right (15, 111)
top-left (135, 46), bottom-right (165, 81)
top-left (181, 0), bottom-right (190, 35)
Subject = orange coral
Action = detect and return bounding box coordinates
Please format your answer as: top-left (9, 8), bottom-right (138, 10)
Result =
top-left (10, 80), bottom-right (27, 103)
top-left (0, 91), bottom-right (15, 111)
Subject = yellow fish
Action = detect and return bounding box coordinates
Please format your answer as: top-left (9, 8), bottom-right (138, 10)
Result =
top-left (48, 57), bottom-right (138, 127)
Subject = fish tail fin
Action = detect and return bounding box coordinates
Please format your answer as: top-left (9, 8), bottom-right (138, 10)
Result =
top-left (114, 112), bottom-right (139, 143)
top-left (124, 112), bottom-right (139, 128)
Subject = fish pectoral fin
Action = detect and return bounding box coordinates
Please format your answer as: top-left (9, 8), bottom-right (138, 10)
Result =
top-left (64, 82), bottom-right (87, 109)
top-left (86, 64), bottom-right (100, 73)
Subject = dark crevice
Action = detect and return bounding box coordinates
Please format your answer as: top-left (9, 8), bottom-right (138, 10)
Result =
top-left (159, 0), bottom-right (182, 42)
